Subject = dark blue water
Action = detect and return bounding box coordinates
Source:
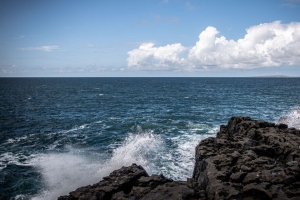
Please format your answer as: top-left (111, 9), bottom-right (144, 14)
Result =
top-left (1, 77), bottom-right (299, 200)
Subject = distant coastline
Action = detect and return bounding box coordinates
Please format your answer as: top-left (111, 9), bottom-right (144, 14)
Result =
top-left (252, 75), bottom-right (299, 78)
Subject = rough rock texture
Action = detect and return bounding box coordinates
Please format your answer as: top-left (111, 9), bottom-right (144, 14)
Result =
top-left (58, 117), bottom-right (300, 200)
top-left (58, 164), bottom-right (205, 200)
top-left (193, 116), bottom-right (300, 200)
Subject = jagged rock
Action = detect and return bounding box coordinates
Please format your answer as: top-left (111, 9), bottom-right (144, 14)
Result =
top-left (193, 116), bottom-right (300, 200)
top-left (58, 164), bottom-right (148, 200)
top-left (58, 117), bottom-right (300, 200)
top-left (58, 164), bottom-right (205, 200)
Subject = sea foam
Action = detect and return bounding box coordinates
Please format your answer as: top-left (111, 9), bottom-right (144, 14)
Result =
top-left (30, 132), bottom-right (163, 200)
top-left (30, 124), bottom-right (217, 200)
top-left (277, 107), bottom-right (300, 129)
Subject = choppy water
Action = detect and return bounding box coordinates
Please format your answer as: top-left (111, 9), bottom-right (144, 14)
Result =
top-left (0, 77), bottom-right (299, 200)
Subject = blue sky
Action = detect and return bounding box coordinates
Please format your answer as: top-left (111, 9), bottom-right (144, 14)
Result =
top-left (0, 0), bottom-right (300, 77)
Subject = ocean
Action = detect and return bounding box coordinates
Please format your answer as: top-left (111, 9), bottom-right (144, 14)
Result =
top-left (0, 77), bottom-right (299, 200)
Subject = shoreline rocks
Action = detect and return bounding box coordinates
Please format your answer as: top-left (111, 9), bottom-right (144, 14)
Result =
top-left (58, 117), bottom-right (300, 200)
top-left (193, 117), bottom-right (300, 199)
top-left (58, 164), bottom-right (205, 200)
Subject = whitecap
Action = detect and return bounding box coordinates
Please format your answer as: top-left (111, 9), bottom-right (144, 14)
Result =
top-left (60, 124), bottom-right (89, 134)
top-left (6, 138), bottom-right (16, 144)
top-left (5, 135), bottom-right (28, 144)
top-left (12, 194), bottom-right (26, 200)
top-left (0, 152), bottom-right (31, 170)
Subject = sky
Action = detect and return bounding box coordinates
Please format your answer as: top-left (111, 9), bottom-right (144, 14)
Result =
top-left (0, 0), bottom-right (300, 77)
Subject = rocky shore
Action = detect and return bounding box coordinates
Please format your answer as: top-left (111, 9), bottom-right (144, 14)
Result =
top-left (58, 117), bottom-right (300, 200)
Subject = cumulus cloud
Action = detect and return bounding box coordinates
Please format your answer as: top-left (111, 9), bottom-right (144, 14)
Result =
top-left (127, 21), bottom-right (300, 71)
top-left (20, 45), bottom-right (59, 52)
top-left (127, 42), bottom-right (186, 70)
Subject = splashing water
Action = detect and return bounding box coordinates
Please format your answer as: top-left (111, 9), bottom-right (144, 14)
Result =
top-left (277, 107), bottom-right (300, 129)
top-left (2, 77), bottom-right (299, 200)
top-left (30, 132), bottom-right (164, 200)
top-left (29, 123), bottom-right (218, 200)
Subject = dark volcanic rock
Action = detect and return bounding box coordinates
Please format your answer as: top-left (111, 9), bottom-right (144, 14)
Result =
top-left (58, 164), bottom-right (205, 200)
top-left (59, 117), bottom-right (300, 200)
top-left (193, 116), bottom-right (300, 200)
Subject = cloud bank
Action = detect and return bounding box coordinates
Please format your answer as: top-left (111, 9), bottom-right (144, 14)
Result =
top-left (127, 21), bottom-right (300, 71)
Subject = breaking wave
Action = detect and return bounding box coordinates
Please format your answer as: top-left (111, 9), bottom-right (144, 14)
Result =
top-left (30, 124), bottom-right (217, 200)
top-left (30, 132), bottom-right (163, 200)
top-left (277, 107), bottom-right (300, 129)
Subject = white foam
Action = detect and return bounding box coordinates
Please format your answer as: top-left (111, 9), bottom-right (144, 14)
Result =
top-left (0, 152), bottom-right (30, 170)
top-left (31, 124), bottom-right (217, 199)
top-left (208, 126), bottom-right (219, 134)
top-left (59, 124), bottom-right (89, 134)
top-left (12, 194), bottom-right (26, 200)
top-left (7, 138), bottom-right (16, 144)
top-left (31, 132), bottom-right (163, 200)
top-left (30, 154), bottom-right (102, 200)
top-left (93, 132), bottom-right (165, 186)
top-left (5, 135), bottom-right (28, 144)
top-left (161, 124), bottom-right (218, 180)
top-left (277, 107), bottom-right (300, 129)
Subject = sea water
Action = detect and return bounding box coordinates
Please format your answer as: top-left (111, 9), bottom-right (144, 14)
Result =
top-left (0, 77), bottom-right (299, 200)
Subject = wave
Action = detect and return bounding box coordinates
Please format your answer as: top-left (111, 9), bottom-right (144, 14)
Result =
top-left (0, 152), bottom-right (31, 171)
top-left (30, 153), bottom-right (102, 200)
top-left (29, 124), bottom-right (217, 200)
top-left (30, 131), bottom-right (163, 200)
top-left (57, 124), bottom-right (90, 134)
top-left (277, 107), bottom-right (300, 129)
top-left (159, 123), bottom-right (218, 179)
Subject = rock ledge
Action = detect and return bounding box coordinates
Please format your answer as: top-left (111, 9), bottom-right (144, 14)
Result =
top-left (58, 117), bottom-right (300, 200)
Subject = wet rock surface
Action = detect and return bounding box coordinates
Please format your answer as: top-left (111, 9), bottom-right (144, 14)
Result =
top-left (193, 116), bottom-right (300, 199)
top-left (58, 117), bottom-right (300, 199)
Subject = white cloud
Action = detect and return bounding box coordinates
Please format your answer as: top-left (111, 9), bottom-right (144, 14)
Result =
top-left (127, 42), bottom-right (186, 70)
top-left (20, 45), bottom-right (59, 52)
top-left (127, 21), bottom-right (300, 71)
